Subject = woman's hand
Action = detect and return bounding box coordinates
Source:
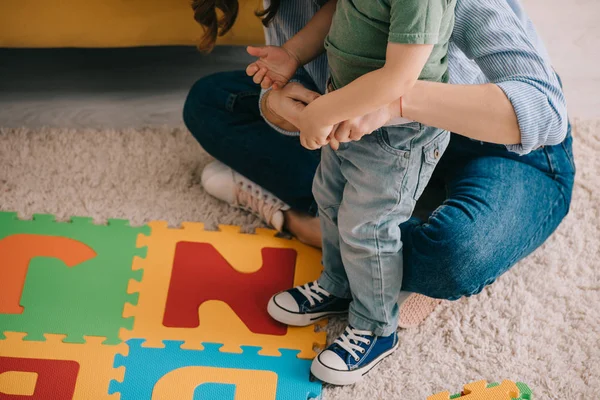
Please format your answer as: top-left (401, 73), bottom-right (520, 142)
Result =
top-left (328, 99), bottom-right (401, 150)
top-left (261, 82), bottom-right (321, 131)
top-left (246, 45), bottom-right (302, 89)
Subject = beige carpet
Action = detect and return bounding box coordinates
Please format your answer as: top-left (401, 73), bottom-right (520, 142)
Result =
top-left (0, 122), bottom-right (598, 399)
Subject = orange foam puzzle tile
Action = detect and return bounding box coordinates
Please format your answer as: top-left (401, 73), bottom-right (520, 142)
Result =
top-left (121, 222), bottom-right (327, 359)
top-left (428, 380), bottom-right (521, 400)
top-left (0, 332), bottom-right (126, 399)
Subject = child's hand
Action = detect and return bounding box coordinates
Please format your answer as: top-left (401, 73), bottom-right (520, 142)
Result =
top-left (246, 46), bottom-right (301, 89)
top-left (298, 109), bottom-right (334, 150)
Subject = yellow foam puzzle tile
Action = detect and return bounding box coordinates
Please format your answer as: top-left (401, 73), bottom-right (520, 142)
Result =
top-left (0, 332), bottom-right (126, 399)
top-left (121, 222), bottom-right (327, 359)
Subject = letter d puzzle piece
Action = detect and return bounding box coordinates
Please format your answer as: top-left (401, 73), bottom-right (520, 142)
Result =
top-left (109, 339), bottom-right (322, 400)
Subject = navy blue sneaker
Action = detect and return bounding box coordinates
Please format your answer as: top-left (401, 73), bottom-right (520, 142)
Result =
top-left (311, 326), bottom-right (399, 385)
top-left (267, 281), bottom-right (351, 326)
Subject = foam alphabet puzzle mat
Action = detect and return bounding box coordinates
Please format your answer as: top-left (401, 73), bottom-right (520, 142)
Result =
top-left (0, 212), bottom-right (325, 399)
top-left (429, 380), bottom-right (532, 400)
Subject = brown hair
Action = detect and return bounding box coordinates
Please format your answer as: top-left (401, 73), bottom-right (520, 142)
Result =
top-left (192, 0), bottom-right (281, 52)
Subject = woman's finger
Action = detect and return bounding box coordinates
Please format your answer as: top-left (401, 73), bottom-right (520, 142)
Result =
top-left (246, 63), bottom-right (259, 77)
top-left (253, 67), bottom-right (267, 85)
top-left (309, 138), bottom-right (321, 150)
top-left (301, 136), bottom-right (312, 150)
top-left (246, 46), bottom-right (268, 58)
top-left (315, 136), bottom-right (328, 147)
top-left (287, 85), bottom-right (321, 104)
top-left (261, 76), bottom-right (273, 89)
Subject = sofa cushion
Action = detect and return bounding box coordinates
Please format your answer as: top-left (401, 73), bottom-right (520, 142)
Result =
top-left (0, 0), bottom-right (264, 48)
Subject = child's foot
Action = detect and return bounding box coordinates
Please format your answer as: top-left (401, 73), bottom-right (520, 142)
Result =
top-left (201, 160), bottom-right (290, 231)
top-left (267, 281), bottom-right (351, 326)
top-left (311, 326), bottom-right (399, 385)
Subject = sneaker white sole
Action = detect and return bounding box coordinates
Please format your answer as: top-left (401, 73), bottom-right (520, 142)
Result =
top-left (267, 296), bottom-right (347, 326)
top-left (310, 341), bottom-right (399, 386)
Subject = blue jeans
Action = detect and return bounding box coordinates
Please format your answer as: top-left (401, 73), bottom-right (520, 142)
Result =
top-left (315, 126), bottom-right (450, 336)
top-left (183, 70), bottom-right (576, 301)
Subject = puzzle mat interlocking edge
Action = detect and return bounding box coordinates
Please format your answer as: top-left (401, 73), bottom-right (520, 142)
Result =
top-left (0, 212), bottom-right (534, 399)
top-left (0, 211), bottom-right (325, 399)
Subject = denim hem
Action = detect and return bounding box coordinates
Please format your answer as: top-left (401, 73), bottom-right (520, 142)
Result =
top-left (348, 311), bottom-right (398, 337)
top-left (318, 273), bottom-right (352, 299)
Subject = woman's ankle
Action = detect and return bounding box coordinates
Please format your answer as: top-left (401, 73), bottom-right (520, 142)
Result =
top-left (283, 209), bottom-right (322, 248)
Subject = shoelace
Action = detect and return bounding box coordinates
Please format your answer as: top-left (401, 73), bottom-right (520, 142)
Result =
top-left (297, 281), bottom-right (331, 307)
top-left (235, 181), bottom-right (282, 225)
top-left (335, 326), bottom-right (373, 362)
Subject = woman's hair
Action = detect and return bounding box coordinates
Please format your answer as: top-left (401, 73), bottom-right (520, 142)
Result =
top-left (192, 0), bottom-right (281, 52)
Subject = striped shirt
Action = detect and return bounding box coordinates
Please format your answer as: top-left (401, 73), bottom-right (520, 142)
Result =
top-left (261, 0), bottom-right (568, 154)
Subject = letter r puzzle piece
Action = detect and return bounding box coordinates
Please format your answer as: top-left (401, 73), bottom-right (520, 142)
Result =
top-left (0, 357), bottom-right (79, 399)
top-left (0, 332), bottom-right (125, 400)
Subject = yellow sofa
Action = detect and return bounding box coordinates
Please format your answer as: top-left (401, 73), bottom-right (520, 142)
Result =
top-left (0, 0), bottom-right (264, 48)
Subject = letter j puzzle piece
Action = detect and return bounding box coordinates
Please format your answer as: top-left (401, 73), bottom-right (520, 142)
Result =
top-left (0, 212), bottom-right (148, 344)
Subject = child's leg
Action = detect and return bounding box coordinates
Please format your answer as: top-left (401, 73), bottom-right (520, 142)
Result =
top-left (266, 145), bottom-right (352, 327)
top-left (313, 145), bottom-right (351, 299)
top-left (309, 125), bottom-right (450, 385)
top-left (338, 125), bottom-right (450, 336)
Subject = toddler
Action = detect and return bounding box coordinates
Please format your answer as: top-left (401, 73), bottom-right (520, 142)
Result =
top-left (248, 0), bottom-right (456, 385)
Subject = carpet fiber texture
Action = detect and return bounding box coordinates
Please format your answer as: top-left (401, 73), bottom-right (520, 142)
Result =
top-left (0, 121), bottom-right (598, 399)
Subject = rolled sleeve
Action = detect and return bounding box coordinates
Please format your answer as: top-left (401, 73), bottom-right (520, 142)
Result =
top-left (259, 71), bottom-right (322, 137)
top-left (497, 79), bottom-right (568, 154)
top-left (259, 87), bottom-right (301, 137)
top-left (451, 0), bottom-right (569, 154)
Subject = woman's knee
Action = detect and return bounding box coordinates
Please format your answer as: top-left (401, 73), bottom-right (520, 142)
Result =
top-left (183, 74), bottom-right (223, 130)
top-left (403, 221), bottom-right (500, 300)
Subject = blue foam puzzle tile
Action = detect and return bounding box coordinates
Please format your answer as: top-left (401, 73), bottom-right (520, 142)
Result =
top-left (109, 339), bottom-right (322, 400)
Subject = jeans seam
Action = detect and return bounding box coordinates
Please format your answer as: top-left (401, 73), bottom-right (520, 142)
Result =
top-left (542, 147), bottom-right (556, 175)
top-left (373, 158), bottom-right (407, 328)
top-left (321, 204), bottom-right (341, 212)
top-left (561, 142), bottom-right (576, 171)
top-left (225, 91), bottom-right (258, 112)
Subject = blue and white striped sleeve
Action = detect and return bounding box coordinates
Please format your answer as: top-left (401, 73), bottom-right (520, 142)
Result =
top-left (258, 0), bottom-right (325, 136)
top-left (452, 0), bottom-right (568, 154)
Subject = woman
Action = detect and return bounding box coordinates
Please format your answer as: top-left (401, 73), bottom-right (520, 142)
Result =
top-left (183, 0), bottom-right (575, 327)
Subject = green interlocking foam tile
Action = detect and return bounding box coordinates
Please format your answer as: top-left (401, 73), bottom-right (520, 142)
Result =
top-left (0, 212), bottom-right (148, 344)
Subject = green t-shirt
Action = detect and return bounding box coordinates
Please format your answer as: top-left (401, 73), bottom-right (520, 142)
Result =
top-left (325, 0), bottom-right (456, 89)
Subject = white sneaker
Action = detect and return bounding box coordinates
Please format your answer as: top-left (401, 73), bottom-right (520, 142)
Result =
top-left (201, 160), bottom-right (290, 231)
